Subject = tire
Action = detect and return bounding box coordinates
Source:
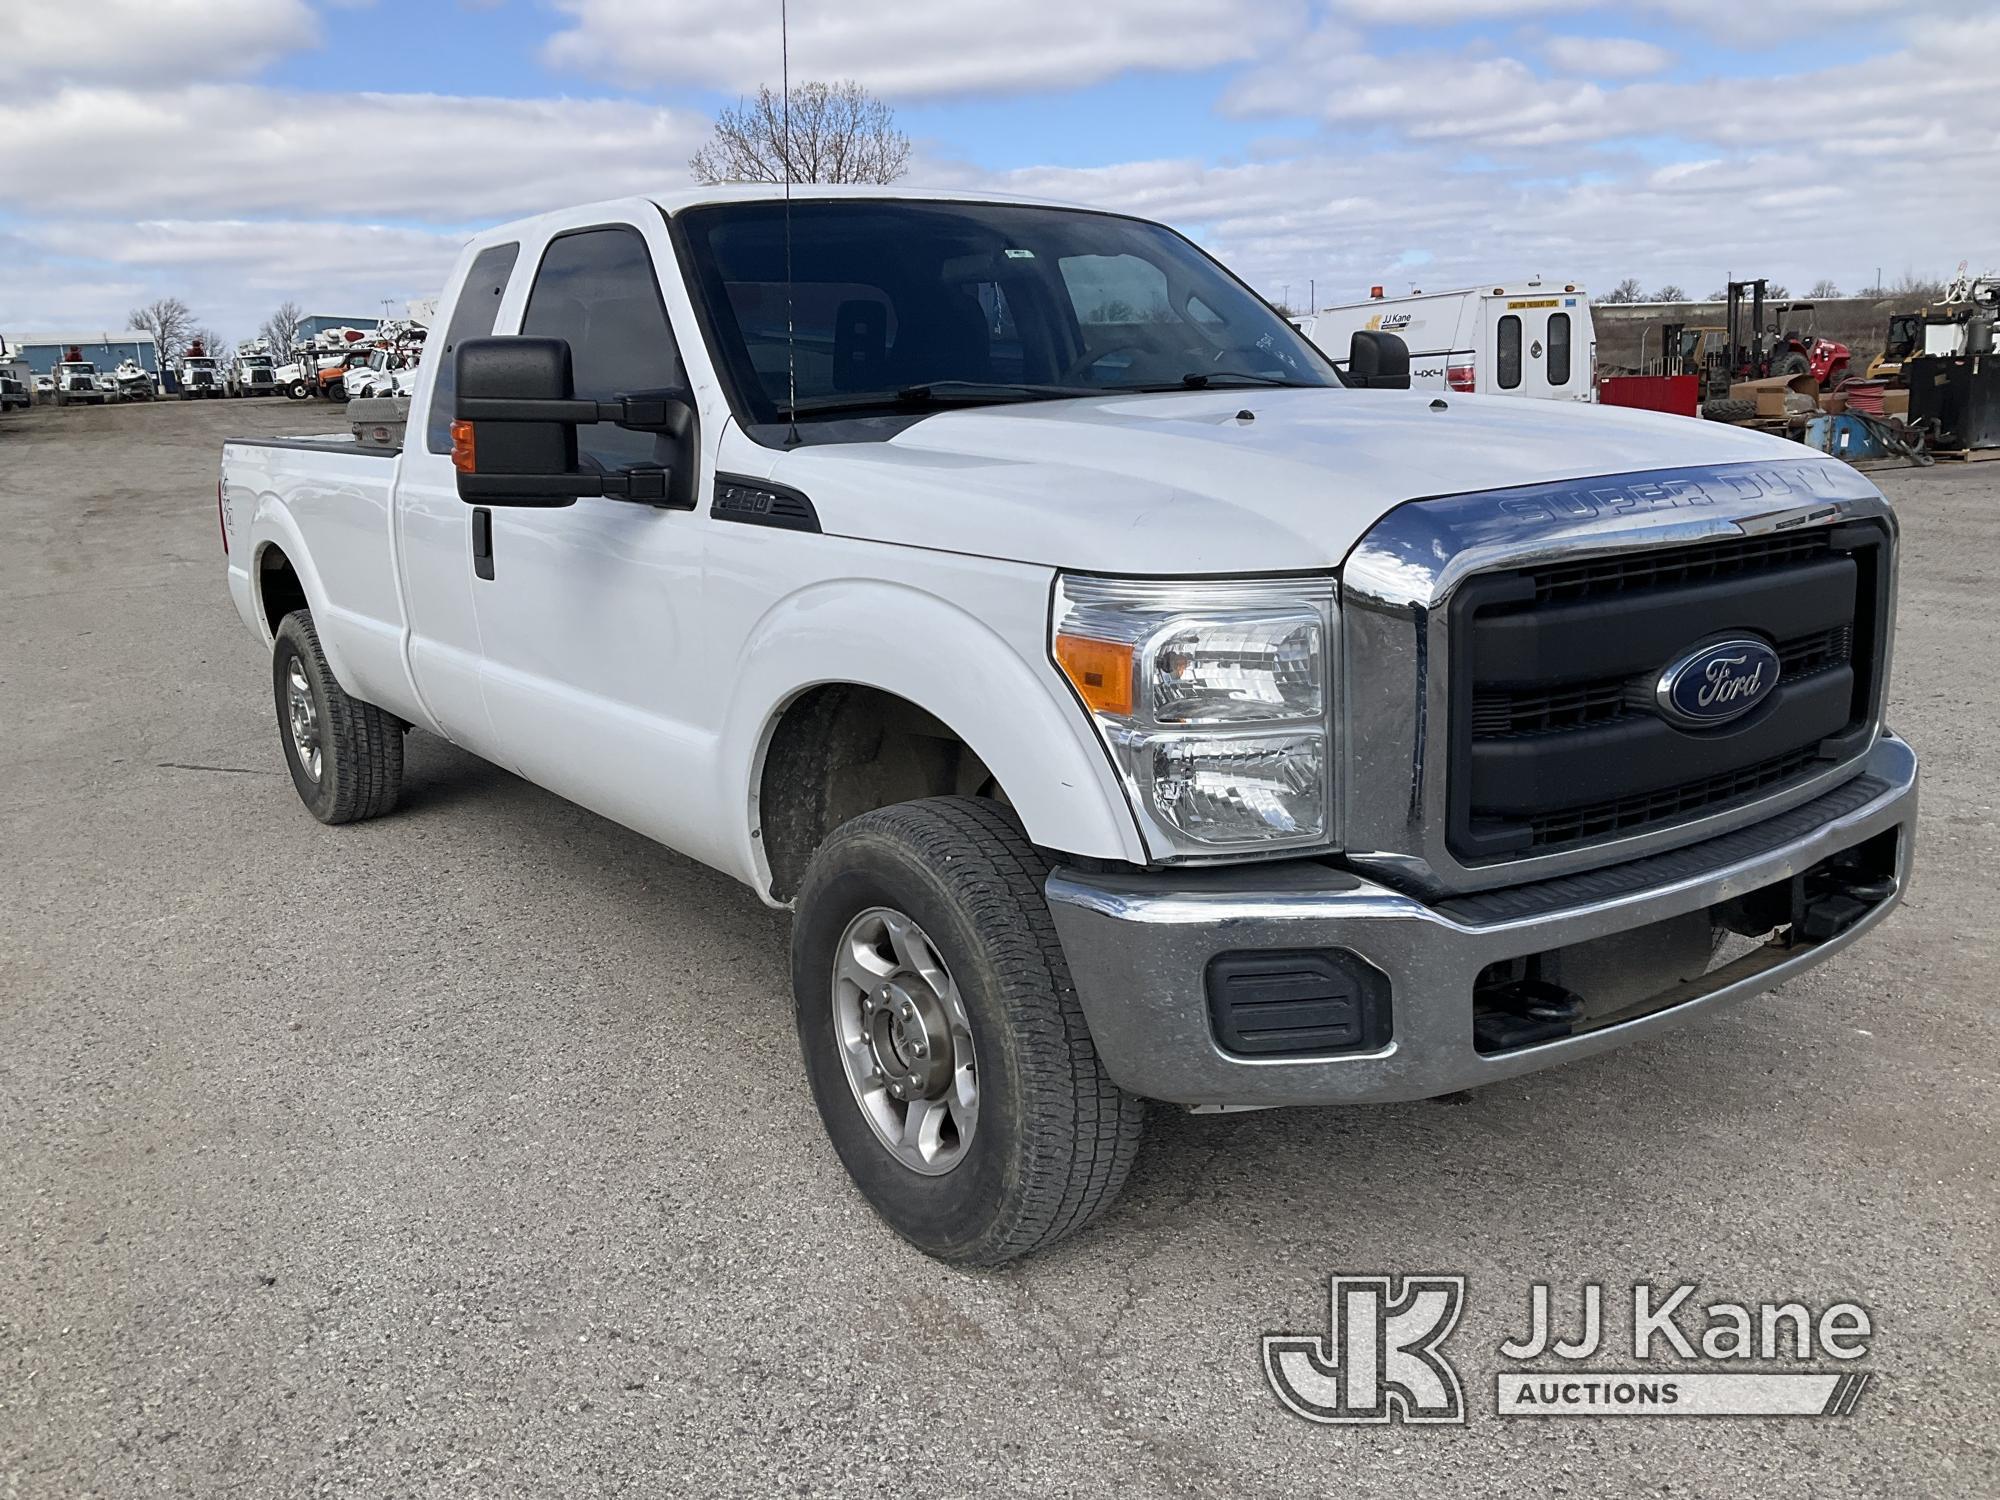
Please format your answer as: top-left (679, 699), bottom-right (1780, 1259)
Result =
top-left (1771, 351), bottom-right (1809, 378)
top-left (1703, 397), bottom-right (1757, 423)
top-left (271, 610), bottom-right (403, 825)
top-left (791, 796), bottom-right (1146, 1265)
top-left (287, 380), bottom-right (309, 400)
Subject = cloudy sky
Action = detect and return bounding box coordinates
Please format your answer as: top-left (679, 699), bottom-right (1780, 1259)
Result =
top-left (2, 0), bottom-right (1994, 341)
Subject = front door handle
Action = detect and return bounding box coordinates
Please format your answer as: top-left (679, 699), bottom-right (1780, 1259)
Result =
top-left (471, 506), bottom-right (494, 580)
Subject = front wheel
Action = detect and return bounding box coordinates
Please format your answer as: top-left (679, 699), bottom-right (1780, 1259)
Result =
top-left (792, 797), bottom-right (1146, 1265)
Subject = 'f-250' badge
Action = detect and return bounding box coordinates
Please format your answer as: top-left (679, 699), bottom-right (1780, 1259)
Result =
top-left (1655, 638), bottom-right (1782, 728)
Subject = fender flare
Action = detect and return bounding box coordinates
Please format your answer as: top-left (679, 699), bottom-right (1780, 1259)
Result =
top-left (248, 505), bottom-right (356, 689)
top-left (718, 580), bottom-right (1145, 899)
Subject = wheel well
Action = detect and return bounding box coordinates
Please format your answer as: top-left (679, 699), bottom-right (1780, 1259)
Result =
top-left (758, 685), bottom-right (1006, 901)
top-left (257, 544), bottom-right (307, 636)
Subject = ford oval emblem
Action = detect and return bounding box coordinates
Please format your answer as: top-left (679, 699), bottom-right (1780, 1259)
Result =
top-left (1655, 638), bottom-right (1781, 728)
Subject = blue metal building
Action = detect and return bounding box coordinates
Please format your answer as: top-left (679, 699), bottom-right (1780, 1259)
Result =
top-left (9, 332), bottom-right (161, 376)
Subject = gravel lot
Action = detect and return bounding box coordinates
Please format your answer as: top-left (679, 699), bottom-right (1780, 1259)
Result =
top-left (3, 396), bottom-right (1995, 1498)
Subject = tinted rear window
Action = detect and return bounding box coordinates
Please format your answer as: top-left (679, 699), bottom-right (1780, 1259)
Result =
top-left (1497, 314), bottom-right (1522, 390)
top-left (427, 241), bottom-right (520, 453)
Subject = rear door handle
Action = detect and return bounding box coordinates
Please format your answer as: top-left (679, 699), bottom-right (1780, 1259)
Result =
top-left (471, 506), bottom-right (494, 580)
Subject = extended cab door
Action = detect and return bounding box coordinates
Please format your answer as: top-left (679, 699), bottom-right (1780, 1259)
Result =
top-left (395, 239), bottom-right (520, 758)
top-left (464, 216), bottom-right (716, 852)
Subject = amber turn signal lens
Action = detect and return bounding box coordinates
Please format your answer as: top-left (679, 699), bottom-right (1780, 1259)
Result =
top-left (450, 419), bottom-right (476, 473)
top-left (1054, 633), bottom-right (1136, 718)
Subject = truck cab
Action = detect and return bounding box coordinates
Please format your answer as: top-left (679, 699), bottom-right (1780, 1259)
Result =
top-left (233, 349), bottom-right (278, 397)
top-left (220, 188), bottom-right (1916, 1265)
top-left (53, 356), bottom-right (104, 406)
top-left (178, 351), bottom-right (224, 399)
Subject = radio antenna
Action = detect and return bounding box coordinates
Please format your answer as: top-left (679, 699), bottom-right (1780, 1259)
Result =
top-left (781, 0), bottom-right (799, 446)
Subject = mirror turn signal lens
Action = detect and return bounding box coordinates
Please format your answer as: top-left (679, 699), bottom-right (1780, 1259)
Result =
top-left (1055, 633), bottom-right (1136, 718)
top-left (450, 419), bottom-right (477, 473)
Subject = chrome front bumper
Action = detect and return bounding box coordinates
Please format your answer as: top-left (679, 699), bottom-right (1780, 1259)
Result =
top-left (1046, 736), bottom-right (1917, 1108)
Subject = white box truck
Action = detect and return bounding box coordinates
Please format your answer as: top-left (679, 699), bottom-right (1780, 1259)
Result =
top-left (1296, 282), bottom-right (1596, 402)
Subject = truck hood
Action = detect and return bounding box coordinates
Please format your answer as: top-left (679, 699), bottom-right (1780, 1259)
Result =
top-left (769, 388), bottom-right (1835, 573)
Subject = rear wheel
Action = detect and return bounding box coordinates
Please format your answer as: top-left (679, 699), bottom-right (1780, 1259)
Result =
top-left (271, 610), bottom-right (403, 824)
top-left (791, 796), bottom-right (1146, 1265)
top-left (1771, 350), bottom-right (1809, 377)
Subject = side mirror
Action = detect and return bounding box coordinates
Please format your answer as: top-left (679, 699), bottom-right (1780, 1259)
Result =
top-left (452, 336), bottom-right (697, 509)
top-left (1347, 330), bottom-right (1412, 390)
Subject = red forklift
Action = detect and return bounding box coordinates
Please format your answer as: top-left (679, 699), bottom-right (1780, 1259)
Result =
top-left (1725, 280), bottom-right (1851, 386)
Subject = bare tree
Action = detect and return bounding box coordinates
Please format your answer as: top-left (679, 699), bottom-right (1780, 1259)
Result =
top-left (1652, 283), bottom-right (1687, 302)
top-left (260, 300), bottom-right (304, 353)
top-left (194, 327), bottom-right (231, 364)
top-left (1807, 278), bottom-right (1841, 298)
top-left (1601, 278), bottom-right (1644, 304)
top-left (128, 296), bottom-right (195, 366)
top-left (690, 80), bottom-right (911, 186)
top-left (1890, 269), bottom-right (1944, 300)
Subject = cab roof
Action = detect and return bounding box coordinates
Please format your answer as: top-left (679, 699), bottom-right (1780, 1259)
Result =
top-left (466, 183), bottom-right (1093, 249)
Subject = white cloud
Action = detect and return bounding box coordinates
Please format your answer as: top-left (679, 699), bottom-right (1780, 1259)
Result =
top-left (0, 87), bottom-right (710, 224)
top-left (6, 219), bottom-right (463, 338)
top-left (1542, 35), bottom-right (1676, 76)
top-left (0, 0), bottom-right (318, 87)
top-left (542, 0), bottom-right (1310, 96)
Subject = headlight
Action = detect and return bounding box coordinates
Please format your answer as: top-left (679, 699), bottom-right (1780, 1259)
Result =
top-left (1053, 575), bottom-right (1336, 861)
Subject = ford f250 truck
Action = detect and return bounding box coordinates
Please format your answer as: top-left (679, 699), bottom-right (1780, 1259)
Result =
top-left (220, 187), bottom-right (1917, 1265)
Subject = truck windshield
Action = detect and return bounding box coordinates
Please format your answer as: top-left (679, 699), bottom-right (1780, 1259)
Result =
top-left (676, 199), bottom-right (1338, 428)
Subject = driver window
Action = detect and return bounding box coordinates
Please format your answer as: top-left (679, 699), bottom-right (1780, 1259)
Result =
top-left (521, 225), bottom-right (685, 472)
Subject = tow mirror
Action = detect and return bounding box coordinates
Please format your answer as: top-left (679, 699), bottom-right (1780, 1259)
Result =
top-left (451, 336), bottom-right (697, 509)
top-left (1347, 330), bottom-right (1412, 390)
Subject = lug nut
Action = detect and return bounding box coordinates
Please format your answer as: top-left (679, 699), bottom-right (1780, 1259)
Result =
top-left (910, 1042), bottom-right (926, 1057)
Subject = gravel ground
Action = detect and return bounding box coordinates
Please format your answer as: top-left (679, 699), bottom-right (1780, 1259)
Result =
top-left (2, 397), bottom-right (1995, 1498)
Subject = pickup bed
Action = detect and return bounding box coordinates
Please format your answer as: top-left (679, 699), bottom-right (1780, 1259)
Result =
top-left (222, 185), bottom-right (1917, 1264)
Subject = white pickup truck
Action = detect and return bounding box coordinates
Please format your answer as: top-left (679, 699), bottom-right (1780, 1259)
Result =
top-left (221, 186), bottom-right (1917, 1264)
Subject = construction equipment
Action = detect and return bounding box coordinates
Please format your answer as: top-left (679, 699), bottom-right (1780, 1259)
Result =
top-left (1767, 301), bottom-right (1852, 386)
top-left (1865, 313), bottom-right (1922, 384)
top-left (1905, 276), bottom-right (2000, 452)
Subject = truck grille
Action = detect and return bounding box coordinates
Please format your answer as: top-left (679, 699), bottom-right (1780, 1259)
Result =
top-left (1449, 525), bottom-right (1888, 863)
top-left (1471, 625), bottom-right (1855, 738)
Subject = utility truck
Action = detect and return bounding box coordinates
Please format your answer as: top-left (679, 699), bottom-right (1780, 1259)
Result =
top-left (220, 188), bottom-right (1917, 1264)
top-left (52, 350), bottom-right (106, 406)
top-left (179, 342), bottom-right (225, 399)
top-left (1296, 282), bottom-right (1597, 401)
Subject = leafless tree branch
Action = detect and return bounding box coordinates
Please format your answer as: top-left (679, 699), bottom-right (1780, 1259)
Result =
top-left (690, 80), bottom-right (911, 186)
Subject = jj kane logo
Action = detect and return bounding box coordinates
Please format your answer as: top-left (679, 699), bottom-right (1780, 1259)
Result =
top-left (1265, 1278), bottom-right (1876, 1425)
top-left (1263, 1276), bottom-right (1467, 1424)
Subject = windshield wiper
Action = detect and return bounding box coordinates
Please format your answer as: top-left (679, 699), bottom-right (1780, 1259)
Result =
top-left (782, 381), bottom-right (1098, 419)
top-left (1171, 370), bottom-right (1316, 390)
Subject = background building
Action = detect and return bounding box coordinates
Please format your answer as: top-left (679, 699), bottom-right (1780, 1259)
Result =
top-left (7, 332), bottom-right (161, 376)
top-left (296, 315), bottom-right (382, 343)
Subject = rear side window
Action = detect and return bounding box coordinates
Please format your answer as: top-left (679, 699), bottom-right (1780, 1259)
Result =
top-left (1548, 312), bottom-right (1571, 386)
top-left (1497, 314), bottom-right (1522, 390)
top-left (521, 225), bottom-right (685, 473)
top-left (427, 241), bottom-right (520, 454)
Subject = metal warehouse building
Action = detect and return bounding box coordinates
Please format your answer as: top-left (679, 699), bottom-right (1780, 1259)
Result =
top-left (297, 315), bottom-right (382, 342)
top-left (8, 332), bottom-right (161, 376)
